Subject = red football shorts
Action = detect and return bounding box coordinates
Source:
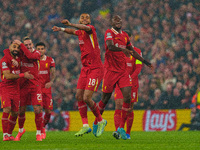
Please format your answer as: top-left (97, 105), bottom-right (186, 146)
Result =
top-left (20, 86), bottom-right (42, 107)
top-left (42, 92), bottom-right (53, 110)
top-left (1, 87), bottom-right (20, 112)
top-left (102, 69), bottom-right (132, 93)
top-left (114, 85), bottom-right (138, 103)
top-left (77, 67), bottom-right (104, 91)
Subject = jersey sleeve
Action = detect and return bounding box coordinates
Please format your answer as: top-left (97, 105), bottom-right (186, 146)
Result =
top-left (3, 49), bottom-right (13, 60)
top-left (86, 25), bottom-right (95, 34)
top-left (75, 30), bottom-right (82, 36)
top-left (134, 47), bottom-right (142, 65)
top-left (1, 58), bottom-right (10, 71)
top-left (131, 48), bottom-right (142, 79)
top-left (105, 30), bottom-right (113, 41)
top-left (20, 43), bottom-right (40, 60)
top-left (50, 57), bottom-right (55, 67)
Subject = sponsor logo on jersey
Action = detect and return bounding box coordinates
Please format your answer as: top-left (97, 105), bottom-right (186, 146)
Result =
top-left (11, 70), bottom-right (20, 74)
top-left (21, 62), bottom-right (34, 67)
top-left (39, 70), bottom-right (48, 74)
top-left (79, 40), bottom-right (84, 44)
top-left (127, 63), bottom-right (132, 67)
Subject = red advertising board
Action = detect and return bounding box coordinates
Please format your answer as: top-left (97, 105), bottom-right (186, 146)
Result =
top-left (143, 110), bottom-right (177, 131)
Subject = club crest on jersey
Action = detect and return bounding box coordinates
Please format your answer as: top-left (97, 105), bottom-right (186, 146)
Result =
top-left (2, 62), bottom-right (8, 69)
top-left (125, 37), bottom-right (127, 43)
top-left (46, 63), bottom-right (48, 68)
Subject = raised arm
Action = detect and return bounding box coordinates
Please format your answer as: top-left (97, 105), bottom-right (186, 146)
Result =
top-left (52, 19), bottom-right (91, 35)
top-left (20, 43), bottom-right (41, 60)
top-left (13, 40), bottom-right (40, 60)
top-left (52, 26), bottom-right (76, 35)
top-left (61, 19), bottom-right (91, 32)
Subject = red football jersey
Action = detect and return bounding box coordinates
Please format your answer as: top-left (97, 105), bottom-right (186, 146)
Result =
top-left (126, 47), bottom-right (142, 88)
top-left (19, 43), bottom-right (41, 88)
top-left (39, 55), bottom-right (55, 93)
top-left (75, 24), bottom-right (103, 68)
top-left (104, 28), bottom-right (132, 72)
top-left (0, 51), bottom-right (21, 91)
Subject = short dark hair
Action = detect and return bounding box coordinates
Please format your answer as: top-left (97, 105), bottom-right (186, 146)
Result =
top-left (23, 36), bottom-right (31, 42)
top-left (35, 42), bottom-right (46, 48)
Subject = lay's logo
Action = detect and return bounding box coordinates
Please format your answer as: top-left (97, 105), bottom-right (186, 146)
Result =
top-left (143, 110), bottom-right (177, 131)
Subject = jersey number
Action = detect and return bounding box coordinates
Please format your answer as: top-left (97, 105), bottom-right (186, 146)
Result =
top-left (132, 92), bottom-right (136, 99)
top-left (37, 94), bottom-right (42, 101)
top-left (89, 78), bottom-right (96, 86)
top-left (50, 99), bottom-right (53, 106)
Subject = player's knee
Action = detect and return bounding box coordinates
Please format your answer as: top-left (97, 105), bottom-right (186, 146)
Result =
top-left (3, 107), bottom-right (11, 113)
top-left (83, 94), bottom-right (92, 103)
top-left (115, 99), bottom-right (123, 109)
top-left (33, 105), bottom-right (42, 114)
top-left (75, 93), bottom-right (83, 101)
top-left (45, 109), bottom-right (51, 114)
top-left (124, 97), bottom-right (131, 103)
top-left (11, 111), bottom-right (18, 117)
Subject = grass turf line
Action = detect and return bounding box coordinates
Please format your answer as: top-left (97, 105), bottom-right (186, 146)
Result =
top-left (0, 131), bottom-right (199, 150)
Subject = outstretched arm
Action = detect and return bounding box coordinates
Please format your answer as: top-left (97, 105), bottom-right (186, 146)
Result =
top-left (61, 19), bottom-right (91, 32)
top-left (127, 45), bottom-right (153, 68)
top-left (52, 26), bottom-right (76, 35)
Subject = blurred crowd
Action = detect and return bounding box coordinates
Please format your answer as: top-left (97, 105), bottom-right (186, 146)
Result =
top-left (0, 0), bottom-right (200, 111)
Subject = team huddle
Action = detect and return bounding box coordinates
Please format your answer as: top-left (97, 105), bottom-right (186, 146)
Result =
top-left (1, 38), bottom-right (55, 141)
top-left (1, 13), bottom-right (152, 141)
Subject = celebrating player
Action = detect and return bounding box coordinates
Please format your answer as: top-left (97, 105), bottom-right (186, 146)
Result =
top-left (113, 30), bottom-right (143, 139)
top-left (52, 13), bottom-right (106, 137)
top-left (12, 38), bottom-right (43, 141)
top-left (1, 42), bottom-right (33, 141)
top-left (93, 15), bottom-right (152, 140)
top-left (36, 42), bottom-right (56, 139)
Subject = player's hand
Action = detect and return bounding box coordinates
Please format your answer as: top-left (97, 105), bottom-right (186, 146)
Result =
top-left (61, 19), bottom-right (71, 26)
top-left (52, 26), bottom-right (61, 32)
top-left (45, 81), bottom-right (53, 88)
top-left (122, 49), bottom-right (132, 57)
top-left (11, 59), bottom-right (19, 67)
top-left (13, 40), bottom-right (22, 45)
top-left (143, 60), bottom-right (154, 70)
top-left (24, 71), bottom-right (34, 79)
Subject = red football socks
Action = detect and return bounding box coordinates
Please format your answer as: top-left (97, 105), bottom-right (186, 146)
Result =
top-left (43, 113), bottom-right (51, 127)
top-left (114, 109), bottom-right (121, 131)
top-left (35, 112), bottom-right (43, 131)
top-left (126, 111), bottom-right (134, 134)
top-left (8, 115), bottom-right (17, 134)
top-left (94, 100), bottom-right (106, 124)
top-left (78, 100), bottom-right (88, 125)
top-left (18, 113), bottom-right (26, 128)
top-left (120, 102), bottom-right (131, 128)
top-left (2, 112), bottom-right (9, 134)
top-left (89, 102), bottom-right (103, 122)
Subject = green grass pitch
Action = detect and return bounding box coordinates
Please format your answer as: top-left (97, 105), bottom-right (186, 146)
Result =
top-left (0, 131), bottom-right (199, 150)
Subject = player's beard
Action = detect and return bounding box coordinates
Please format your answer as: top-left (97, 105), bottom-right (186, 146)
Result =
top-left (11, 51), bottom-right (19, 56)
